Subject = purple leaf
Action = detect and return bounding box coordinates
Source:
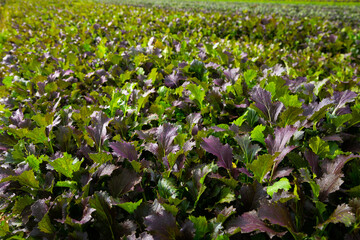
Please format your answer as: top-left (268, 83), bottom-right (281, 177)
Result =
top-left (164, 71), bottom-right (182, 88)
top-left (258, 202), bottom-right (294, 232)
top-left (31, 199), bottom-right (48, 222)
top-left (9, 108), bottom-right (31, 128)
top-left (321, 154), bottom-right (359, 175)
top-left (73, 201), bottom-right (95, 225)
top-left (304, 150), bottom-right (320, 175)
top-left (94, 164), bottom-right (118, 178)
top-left (303, 98), bottom-right (334, 122)
top-left (108, 168), bottom-right (141, 198)
top-left (333, 90), bottom-right (357, 114)
top-left (148, 123), bottom-right (179, 160)
top-left (239, 181), bottom-right (267, 211)
top-left (265, 125), bottom-right (297, 155)
top-left (251, 87), bottom-right (284, 122)
top-left (201, 136), bottom-right (233, 170)
top-left (109, 141), bottom-right (138, 161)
top-left (227, 210), bottom-right (286, 238)
top-left (317, 204), bottom-right (355, 229)
top-left (316, 173), bottom-right (344, 202)
top-left (271, 167), bottom-right (294, 179)
top-left (86, 111), bottom-right (112, 149)
top-left (144, 209), bottom-right (180, 240)
top-left (223, 68), bottom-right (240, 82)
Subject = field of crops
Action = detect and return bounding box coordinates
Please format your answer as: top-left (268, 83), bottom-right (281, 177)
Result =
top-left (0, 0), bottom-right (360, 239)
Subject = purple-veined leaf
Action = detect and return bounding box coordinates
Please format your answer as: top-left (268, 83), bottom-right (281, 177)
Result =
top-left (201, 135), bottom-right (233, 170)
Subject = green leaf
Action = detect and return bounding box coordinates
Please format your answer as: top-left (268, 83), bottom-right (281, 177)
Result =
top-left (247, 154), bottom-right (277, 183)
top-left (1, 170), bottom-right (40, 189)
top-left (162, 203), bottom-right (179, 216)
top-left (0, 218), bottom-right (9, 237)
top-left (55, 181), bottom-right (78, 189)
top-left (25, 155), bottom-right (48, 172)
top-left (279, 107), bottom-right (305, 127)
top-left (158, 178), bottom-right (178, 199)
top-left (232, 114), bottom-right (246, 127)
top-left (117, 199), bottom-right (142, 214)
top-left (89, 152), bottom-right (112, 165)
top-left (48, 153), bottom-right (83, 178)
top-left (13, 195), bottom-right (33, 214)
top-left (244, 69), bottom-right (257, 88)
top-left (186, 83), bottom-right (205, 109)
top-left (38, 213), bottom-right (55, 234)
top-left (279, 94), bottom-right (302, 108)
top-left (216, 235), bottom-right (230, 240)
top-left (309, 136), bottom-right (330, 158)
top-left (331, 113), bottom-right (352, 129)
top-left (45, 82), bottom-right (57, 93)
top-left (2, 76), bottom-right (13, 88)
top-left (346, 185), bottom-right (360, 197)
top-left (148, 68), bottom-right (158, 83)
top-left (245, 108), bottom-right (259, 127)
top-left (299, 168), bottom-right (320, 199)
top-left (218, 187), bottom-right (235, 203)
top-left (27, 127), bottom-right (48, 144)
top-left (267, 178), bottom-right (291, 197)
top-left (189, 215), bottom-right (209, 240)
top-left (251, 124), bottom-right (266, 145)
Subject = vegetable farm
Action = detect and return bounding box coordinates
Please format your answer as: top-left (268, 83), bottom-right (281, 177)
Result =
top-left (0, 0), bottom-right (360, 239)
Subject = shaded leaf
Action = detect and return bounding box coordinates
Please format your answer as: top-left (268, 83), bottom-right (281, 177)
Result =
top-left (226, 210), bottom-right (286, 238)
top-left (108, 168), bottom-right (141, 198)
top-left (258, 202), bottom-right (294, 232)
top-left (144, 209), bottom-right (180, 240)
top-left (38, 213), bottom-right (55, 234)
top-left (235, 134), bottom-right (261, 164)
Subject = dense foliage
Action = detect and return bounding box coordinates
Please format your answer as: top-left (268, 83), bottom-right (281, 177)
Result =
top-left (94, 0), bottom-right (360, 26)
top-left (0, 0), bottom-right (360, 239)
